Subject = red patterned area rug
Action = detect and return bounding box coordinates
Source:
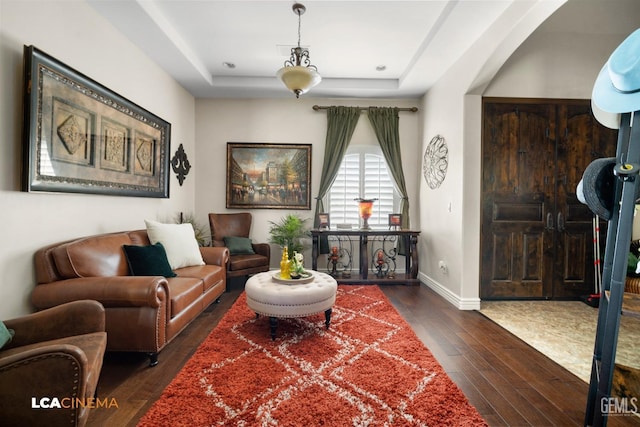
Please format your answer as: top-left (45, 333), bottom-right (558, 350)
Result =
top-left (138, 285), bottom-right (486, 426)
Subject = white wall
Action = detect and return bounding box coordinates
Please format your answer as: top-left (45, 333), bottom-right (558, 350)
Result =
top-left (194, 97), bottom-right (421, 266)
top-left (420, 0), bottom-right (636, 309)
top-left (0, 0), bottom-right (196, 318)
top-left (419, 0), bottom-right (568, 309)
top-left (484, 31), bottom-right (626, 98)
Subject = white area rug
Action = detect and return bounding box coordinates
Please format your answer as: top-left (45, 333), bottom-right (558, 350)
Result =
top-left (480, 301), bottom-right (640, 383)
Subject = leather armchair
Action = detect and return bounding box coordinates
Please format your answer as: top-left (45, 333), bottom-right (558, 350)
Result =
top-left (0, 300), bottom-right (107, 427)
top-left (209, 213), bottom-right (270, 278)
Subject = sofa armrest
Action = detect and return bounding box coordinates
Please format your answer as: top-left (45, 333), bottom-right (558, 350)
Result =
top-left (31, 276), bottom-right (169, 310)
top-left (0, 344), bottom-right (90, 424)
top-left (252, 242), bottom-right (271, 259)
top-left (0, 342), bottom-right (88, 372)
top-left (200, 246), bottom-right (229, 267)
top-left (4, 300), bottom-right (104, 348)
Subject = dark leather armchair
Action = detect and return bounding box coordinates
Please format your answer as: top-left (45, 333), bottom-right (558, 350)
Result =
top-left (209, 213), bottom-right (270, 278)
top-left (0, 300), bottom-right (107, 427)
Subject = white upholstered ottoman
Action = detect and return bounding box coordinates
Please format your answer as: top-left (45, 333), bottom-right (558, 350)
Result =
top-left (245, 271), bottom-right (338, 340)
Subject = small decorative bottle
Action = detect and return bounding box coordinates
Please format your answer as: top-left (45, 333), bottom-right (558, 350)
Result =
top-left (280, 247), bottom-right (290, 279)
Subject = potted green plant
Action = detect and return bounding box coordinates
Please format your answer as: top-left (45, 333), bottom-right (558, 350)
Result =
top-left (268, 214), bottom-right (311, 258)
top-left (175, 212), bottom-right (208, 246)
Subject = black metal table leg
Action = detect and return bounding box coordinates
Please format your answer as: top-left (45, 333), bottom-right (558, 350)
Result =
top-left (324, 308), bottom-right (332, 329)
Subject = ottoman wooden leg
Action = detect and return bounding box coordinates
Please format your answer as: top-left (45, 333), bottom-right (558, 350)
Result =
top-left (324, 308), bottom-right (332, 329)
top-left (269, 317), bottom-right (278, 340)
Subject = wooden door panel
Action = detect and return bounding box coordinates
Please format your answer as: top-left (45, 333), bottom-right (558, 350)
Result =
top-left (490, 232), bottom-right (514, 281)
top-left (482, 103), bottom-right (553, 195)
top-left (481, 101), bottom-right (554, 299)
top-left (555, 104), bottom-right (615, 297)
top-left (483, 229), bottom-right (544, 298)
top-left (562, 232), bottom-right (588, 281)
top-left (558, 104), bottom-right (616, 201)
top-left (555, 200), bottom-right (604, 297)
top-left (482, 99), bottom-right (617, 300)
top-left (517, 108), bottom-right (553, 195)
top-left (523, 232), bottom-right (544, 281)
top-left (481, 193), bottom-right (547, 298)
top-left (482, 106), bottom-right (519, 194)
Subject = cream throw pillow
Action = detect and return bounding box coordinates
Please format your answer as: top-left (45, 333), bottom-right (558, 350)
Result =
top-left (145, 219), bottom-right (204, 269)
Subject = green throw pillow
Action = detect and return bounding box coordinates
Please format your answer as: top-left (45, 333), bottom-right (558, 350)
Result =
top-left (224, 236), bottom-right (255, 255)
top-left (123, 242), bottom-right (177, 278)
top-left (0, 321), bottom-right (15, 349)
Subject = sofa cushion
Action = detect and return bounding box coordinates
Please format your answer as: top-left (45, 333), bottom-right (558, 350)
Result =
top-left (52, 233), bottom-right (132, 278)
top-left (123, 243), bottom-right (176, 278)
top-left (176, 264), bottom-right (225, 292)
top-left (229, 253), bottom-right (270, 271)
top-left (145, 220), bottom-right (204, 269)
top-left (166, 278), bottom-right (204, 317)
top-left (224, 236), bottom-right (256, 255)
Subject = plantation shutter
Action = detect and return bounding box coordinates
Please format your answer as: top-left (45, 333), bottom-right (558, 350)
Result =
top-left (329, 151), bottom-right (395, 227)
top-left (329, 153), bottom-right (360, 225)
top-left (364, 153), bottom-right (394, 226)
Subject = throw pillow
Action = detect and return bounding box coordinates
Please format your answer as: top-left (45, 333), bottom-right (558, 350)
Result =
top-left (144, 219), bottom-right (205, 269)
top-left (224, 236), bottom-right (256, 255)
top-left (123, 242), bottom-right (177, 278)
top-left (0, 321), bottom-right (15, 350)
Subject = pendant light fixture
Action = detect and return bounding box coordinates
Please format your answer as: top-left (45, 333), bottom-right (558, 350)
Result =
top-left (276, 3), bottom-right (321, 98)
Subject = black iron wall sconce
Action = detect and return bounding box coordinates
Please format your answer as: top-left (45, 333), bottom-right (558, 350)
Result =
top-left (171, 143), bottom-right (191, 186)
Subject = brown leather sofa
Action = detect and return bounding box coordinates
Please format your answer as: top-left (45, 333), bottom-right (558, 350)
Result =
top-left (31, 230), bottom-right (228, 366)
top-left (0, 300), bottom-right (106, 427)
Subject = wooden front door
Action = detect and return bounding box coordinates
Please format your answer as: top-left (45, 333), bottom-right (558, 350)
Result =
top-left (480, 99), bottom-right (616, 299)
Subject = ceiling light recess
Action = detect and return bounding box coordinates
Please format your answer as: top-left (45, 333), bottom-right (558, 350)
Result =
top-left (276, 2), bottom-right (321, 98)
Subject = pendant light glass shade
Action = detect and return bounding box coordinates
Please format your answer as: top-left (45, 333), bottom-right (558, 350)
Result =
top-left (277, 65), bottom-right (321, 98)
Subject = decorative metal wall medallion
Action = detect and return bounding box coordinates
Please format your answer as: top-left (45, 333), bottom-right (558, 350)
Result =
top-left (423, 135), bottom-right (448, 189)
top-left (171, 143), bottom-right (191, 186)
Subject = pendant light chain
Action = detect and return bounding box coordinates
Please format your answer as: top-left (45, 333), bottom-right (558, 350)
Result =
top-left (297, 8), bottom-right (302, 48)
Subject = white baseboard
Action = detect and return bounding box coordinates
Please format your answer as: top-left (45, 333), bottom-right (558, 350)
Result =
top-left (419, 272), bottom-right (481, 310)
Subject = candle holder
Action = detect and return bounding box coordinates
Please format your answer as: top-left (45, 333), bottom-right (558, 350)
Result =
top-left (328, 246), bottom-right (339, 276)
top-left (355, 198), bottom-right (377, 230)
top-left (375, 249), bottom-right (385, 277)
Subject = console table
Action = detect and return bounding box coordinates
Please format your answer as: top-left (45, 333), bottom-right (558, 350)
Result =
top-left (310, 228), bottom-right (420, 285)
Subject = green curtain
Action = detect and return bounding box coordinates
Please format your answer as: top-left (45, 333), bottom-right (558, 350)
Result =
top-left (314, 106), bottom-right (361, 253)
top-left (367, 107), bottom-right (410, 254)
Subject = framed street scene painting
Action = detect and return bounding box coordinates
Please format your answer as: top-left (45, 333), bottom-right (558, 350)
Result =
top-left (226, 142), bottom-right (311, 209)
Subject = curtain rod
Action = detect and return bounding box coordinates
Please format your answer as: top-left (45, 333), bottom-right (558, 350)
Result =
top-left (312, 105), bottom-right (418, 113)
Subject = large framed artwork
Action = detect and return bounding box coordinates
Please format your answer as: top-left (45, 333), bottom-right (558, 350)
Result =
top-left (226, 142), bottom-right (312, 209)
top-left (22, 45), bottom-right (171, 197)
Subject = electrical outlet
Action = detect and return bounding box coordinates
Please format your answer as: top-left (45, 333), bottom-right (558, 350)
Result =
top-left (438, 260), bottom-right (448, 274)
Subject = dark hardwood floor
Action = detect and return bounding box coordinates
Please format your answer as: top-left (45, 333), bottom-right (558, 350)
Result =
top-left (88, 281), bottom-right (636, 426)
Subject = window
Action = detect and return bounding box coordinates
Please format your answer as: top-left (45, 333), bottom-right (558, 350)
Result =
top-left (328, 146), bottom-right (398, 227)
